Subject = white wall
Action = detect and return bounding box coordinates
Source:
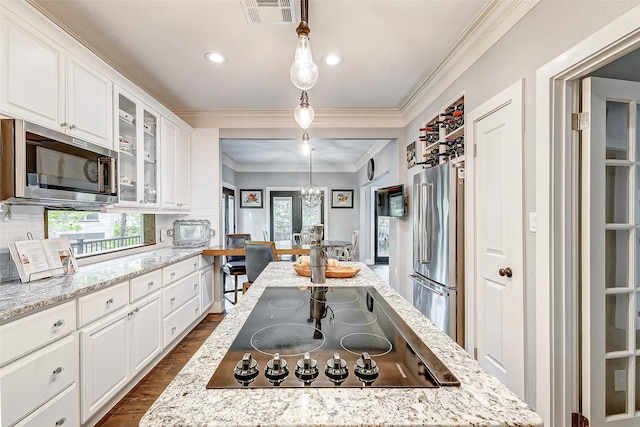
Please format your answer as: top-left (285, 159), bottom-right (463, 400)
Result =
top-left (399, 0), bottom-right (640, 409)
top-left (233, 171), bottom-right (359, 245)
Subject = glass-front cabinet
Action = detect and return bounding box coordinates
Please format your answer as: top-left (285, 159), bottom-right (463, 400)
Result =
top-left (116, 88), bottom-right (159, 208)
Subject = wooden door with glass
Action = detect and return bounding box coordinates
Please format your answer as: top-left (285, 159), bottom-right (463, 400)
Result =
top-left (270, 191), bottom-right (323, 242)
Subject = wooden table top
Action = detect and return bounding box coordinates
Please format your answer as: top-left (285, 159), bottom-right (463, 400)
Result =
top-left (201, 240), bottom-right (350, 257)
top-left (202, 241), bottom-right (311, 257)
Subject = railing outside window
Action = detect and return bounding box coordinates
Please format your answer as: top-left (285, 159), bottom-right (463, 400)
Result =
top-left (70, 236), bottom-right (142, 256)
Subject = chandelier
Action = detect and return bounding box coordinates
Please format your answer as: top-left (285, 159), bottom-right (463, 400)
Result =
top-left (301, 132), bottom-right (323, 207)
top-left (291, 0), bottom-right (317, 129)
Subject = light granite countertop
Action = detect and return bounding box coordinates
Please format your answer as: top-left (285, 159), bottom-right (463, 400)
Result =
top-left (140, 262), bottom-right (543, 427)
top-left (0, 247), bottom-right (205, 323)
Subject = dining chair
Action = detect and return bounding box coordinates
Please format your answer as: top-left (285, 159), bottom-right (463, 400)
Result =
top-left (242, 240), bottom-right (279, 294)
top-left (336, 230), bottom-right (360, 261)
top-left (222, 233), bottom-right (251, 304)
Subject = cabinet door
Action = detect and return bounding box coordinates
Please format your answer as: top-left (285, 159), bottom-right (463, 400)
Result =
top-left (200, 266), bottom-right (213, 312)
top-left (1, 10), bottom-right (63, 129)
top-left (142, 107), bottom-right (160, 207)
top-left (176, 127), bottom-right (191, 209)
top-left (67, 55), bottom-right (112, 148)
top-left (160, 118), bottom-right (177, 208)
top-left (80, 310), bottom-right (129, 423)
top-left (130, 295), bottom-right (162, 376)
top-left (116, 90), bottom-right (141, 206)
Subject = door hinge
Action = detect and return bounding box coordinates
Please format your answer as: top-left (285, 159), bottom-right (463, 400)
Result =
top-left (473, 143), bottom-right (477, 157)
top-left (571, 412), bottom-right (589, 427)
top-left (571, 112), bottom-right (590, 131)
top-left (473, 347), bottom-right (478, 359)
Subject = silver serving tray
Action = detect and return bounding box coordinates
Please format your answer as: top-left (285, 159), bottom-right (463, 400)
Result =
top-left (168, 219), bottom-right (215, 247)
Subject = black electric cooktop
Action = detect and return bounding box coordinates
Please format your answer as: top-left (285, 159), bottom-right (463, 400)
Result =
top-left (207, 286), bottom-right (459, 388)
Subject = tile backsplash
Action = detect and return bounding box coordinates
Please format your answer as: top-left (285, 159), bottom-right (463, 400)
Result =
top-left (0, 205), bottom-right (45, 283)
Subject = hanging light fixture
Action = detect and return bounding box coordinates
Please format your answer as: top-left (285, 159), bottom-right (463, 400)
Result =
top-left (290, 0), bottom-right (318, 91)
top-left (301, 134), bottom-right (323, 207)
top-left (294, 91), bottom-right (315, 129)
top-left (302, 131), bottom-right (310, 156)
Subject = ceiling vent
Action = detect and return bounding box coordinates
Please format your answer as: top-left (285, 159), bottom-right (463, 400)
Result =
top-left (240, 0), bottom-right (296, 24)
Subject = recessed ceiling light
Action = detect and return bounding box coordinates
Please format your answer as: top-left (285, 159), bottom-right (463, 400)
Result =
top-left (323, 54), bottom-right (342, 66)
top-left (205, 52), bottom-right (225, 63)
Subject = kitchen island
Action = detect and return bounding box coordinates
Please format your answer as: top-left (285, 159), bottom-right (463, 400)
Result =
top-left (140, 262), bottom-right (543, 426)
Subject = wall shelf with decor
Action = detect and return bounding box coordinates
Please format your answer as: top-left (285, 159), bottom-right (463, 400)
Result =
top-left (418, 95), bottom-right (465, 168)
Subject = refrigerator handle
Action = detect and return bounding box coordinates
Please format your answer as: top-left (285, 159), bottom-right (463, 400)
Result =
top-left (419, 183), bottom-right (434, 264)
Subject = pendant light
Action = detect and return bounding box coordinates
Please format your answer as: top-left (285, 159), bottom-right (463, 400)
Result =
top-left (290, 0), bottom-right (318, 91)
top-left (301, 133), bottom-right (322, 208)
top-left (294, 91), bottom-right (315, 129)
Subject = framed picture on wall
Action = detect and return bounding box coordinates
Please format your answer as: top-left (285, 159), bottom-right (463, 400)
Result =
top-left (331, 189), bottom-right (354, 208)
top-left (240, 189), bottom-right (263, 208)
top-left (407, 140), bottom-right (416, 168)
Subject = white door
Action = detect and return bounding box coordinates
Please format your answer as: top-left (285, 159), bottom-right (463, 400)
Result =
top-left (581, 76), bottom-right (640, 427)
top-left (470, 79), bottom-right (526, 400)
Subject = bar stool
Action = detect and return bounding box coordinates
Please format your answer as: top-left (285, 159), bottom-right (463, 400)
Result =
top-left (222, 233), bottom-right (250, 304)
top-left (242, 240), bottom-right (279, 294)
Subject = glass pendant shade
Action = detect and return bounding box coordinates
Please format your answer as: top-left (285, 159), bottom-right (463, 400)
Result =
top-left (294, 35), bottom-right (313, 66)
top-left (290, 61), bottom-right (319, 91)
top-left (294, 103), bottom-right (315, 129)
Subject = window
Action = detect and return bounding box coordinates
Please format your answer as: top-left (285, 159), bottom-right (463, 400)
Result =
top-left (45, 210), bottom-right (155, 258)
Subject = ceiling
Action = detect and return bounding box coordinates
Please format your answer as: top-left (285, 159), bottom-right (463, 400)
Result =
top-left (28, 0), bottom-right (493, 170)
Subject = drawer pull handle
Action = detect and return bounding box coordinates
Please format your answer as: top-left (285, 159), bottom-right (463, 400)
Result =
top-left (106, 298), bottom-right (114, 305)
top-left (55, 417), bottom-right (67, 426)
top-left (193, 284), bottom-right (198, 290)
top-left (170, 297), bottom-right (176, 304)
top-left (53, 319), bottom-right (65, 328)
top-left (171, 326), bottom-right (177, 334)
top-left (193, 262), bottom-right (197, 269)
top-left (171, 272), bottom-right (176, 277)
top-left (147, 281), bottom-right (154, 287)
top-left (134, 307), bottom-right (140, 313)
top-left (52, 366), bottom-right (64, 375)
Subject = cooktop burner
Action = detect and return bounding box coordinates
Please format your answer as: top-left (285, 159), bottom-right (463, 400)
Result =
top-left (207, 286), bottom-right (460, 388)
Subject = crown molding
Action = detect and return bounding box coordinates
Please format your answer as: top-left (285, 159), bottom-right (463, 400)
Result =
top-left (175, 108), bottom-right (405, 129)
top-left (400, 0), bottom-right (540, 125)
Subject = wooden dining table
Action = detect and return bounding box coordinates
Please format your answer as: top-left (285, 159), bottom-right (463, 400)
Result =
top-left (201, 240), bottom-right (351, 312)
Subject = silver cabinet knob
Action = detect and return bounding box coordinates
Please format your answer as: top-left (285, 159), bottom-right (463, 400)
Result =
top-left (55, 417), bottom-right (67, 426)
top-left (53, 319), bottom-right (65, 328)
top-left (52, 366), bottom-right (64, 375)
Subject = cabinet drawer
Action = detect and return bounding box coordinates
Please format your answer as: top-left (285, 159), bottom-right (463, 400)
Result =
top-left (0, 333), bottom-right (78, 427)
top-left (78, 281), bottom-right (129, 327)
top-left (163, 296), bottom-right (200, 348)
top-left (15, 383), bottom-right (78, 427)
top-left (0, 300), bottom-right (76, 366)
top-left (130, 269), bottom-right (162, 302)
top-left (162, 257), bottom-right (199, 285)
top-left (163, 272), bottom-right (199, 317)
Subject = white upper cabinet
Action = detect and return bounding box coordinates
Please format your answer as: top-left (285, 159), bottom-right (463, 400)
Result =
top-left (161, 117), bottom-right (190, 211)
top-left (0, 8), bottom-right (113, 148)
top-left (116, 88), bottom-right (160, 209)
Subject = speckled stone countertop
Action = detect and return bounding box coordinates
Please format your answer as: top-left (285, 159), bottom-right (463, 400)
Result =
top-left (0, 247), bottom-right (204, 323)
top-left (140, 262), bottom-right (543, 427)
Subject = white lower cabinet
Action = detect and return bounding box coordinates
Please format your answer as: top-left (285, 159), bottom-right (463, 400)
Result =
top-left (130, 295), bottom-right (162, 376)
top-left (0, 333), bottom-right (78, 427)
top-left (79, 307), bottom-right (130, 423)
top-left (79, 291), bottom-right (162, 423)
top-left (200, 263), bottom-right (214, 312)
top-left (15, 383), bottom-right (79, 427)
top-left (163, 295), bottom-right (200, 348)
top-left (163, 271), bottom-right (199, 317)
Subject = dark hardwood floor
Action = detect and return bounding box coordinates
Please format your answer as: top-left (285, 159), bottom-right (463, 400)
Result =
top-left (94, 313), bottom-right (226, 427)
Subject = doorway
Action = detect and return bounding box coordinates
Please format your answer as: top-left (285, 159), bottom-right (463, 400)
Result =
top-left (222, 187), bottom-right (236, 236)
top-left (269, 191), bottom-right (324, 242)
top-left (374, 198), bottom-right (389, 264)
top-left (536, 8), bottom-right (640, 426)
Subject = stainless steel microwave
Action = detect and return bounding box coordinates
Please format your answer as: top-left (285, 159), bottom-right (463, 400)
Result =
top-left (0, 119), bottom-right (118, 207)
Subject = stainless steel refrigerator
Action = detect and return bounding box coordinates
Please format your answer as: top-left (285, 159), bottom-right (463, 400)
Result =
top-left (410, 162), bottom-right (465, 346)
